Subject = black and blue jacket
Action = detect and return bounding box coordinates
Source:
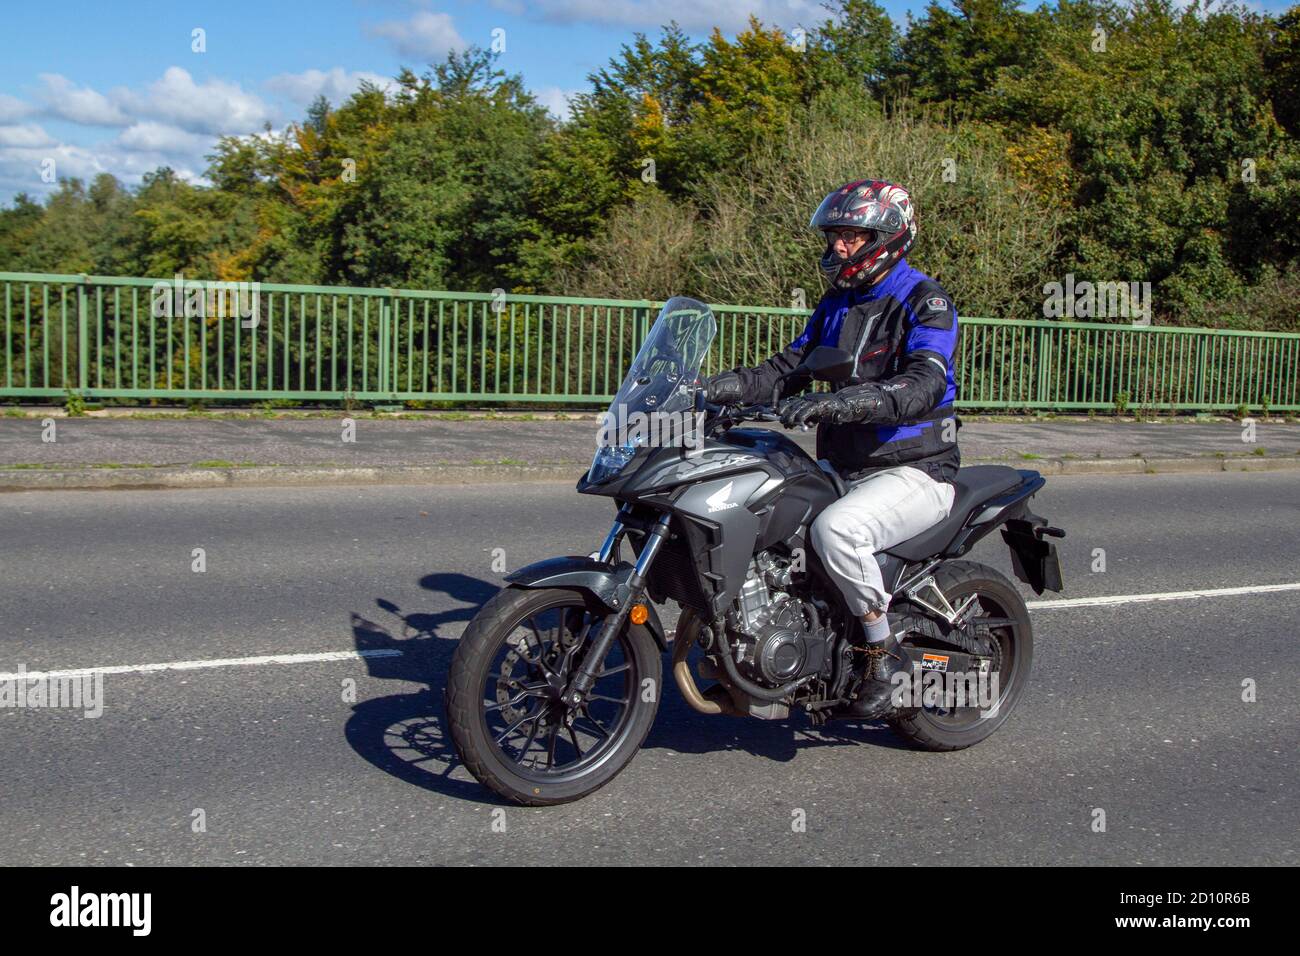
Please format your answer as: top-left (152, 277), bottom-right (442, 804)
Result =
top-left (730, 259), bottom-right (961, 483)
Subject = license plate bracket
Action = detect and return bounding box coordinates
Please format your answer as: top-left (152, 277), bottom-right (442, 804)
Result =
top-left (1001, 519), bottom-right (1064, 594)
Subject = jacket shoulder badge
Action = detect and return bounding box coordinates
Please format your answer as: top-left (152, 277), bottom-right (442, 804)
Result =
top-left (907, 281), bottom-right (955, 330)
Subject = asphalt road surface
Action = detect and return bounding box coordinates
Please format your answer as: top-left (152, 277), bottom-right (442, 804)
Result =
top-left (1, 471), bottom-right (1297, 865)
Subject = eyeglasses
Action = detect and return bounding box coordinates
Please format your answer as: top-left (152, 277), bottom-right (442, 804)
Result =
top-left (825, 228), bottom-right (877, 246)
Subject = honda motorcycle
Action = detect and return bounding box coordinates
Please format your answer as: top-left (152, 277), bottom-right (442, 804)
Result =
top-left (446, 296), bottom-right (1065, 805)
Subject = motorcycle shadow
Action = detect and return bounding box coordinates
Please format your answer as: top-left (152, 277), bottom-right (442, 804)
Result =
top-left (344, 577), bottom-right (911, 804)
top-left (343, 572), bottom-right (507, 804)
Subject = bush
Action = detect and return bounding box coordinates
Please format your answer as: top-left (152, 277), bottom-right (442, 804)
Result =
top-left (560, 89), bottom-right (1065, 321)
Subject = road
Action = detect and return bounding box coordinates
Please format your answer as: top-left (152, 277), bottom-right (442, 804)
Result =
top-left (1, 471), bottom-right (1297, 865)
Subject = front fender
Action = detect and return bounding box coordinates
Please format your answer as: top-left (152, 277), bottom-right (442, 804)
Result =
top-left (504, 556), bottom-right (669, 652)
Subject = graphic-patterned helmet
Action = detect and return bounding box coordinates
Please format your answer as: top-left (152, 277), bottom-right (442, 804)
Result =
top-left (809, 180), bottom-right (916, 289)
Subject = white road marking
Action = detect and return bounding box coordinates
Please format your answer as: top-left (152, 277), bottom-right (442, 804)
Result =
top-left (0, 649), bottom-right (402, 682)
top-left (5, 582), bottom-right (1297, 682)
top-left (1028, 581), bottom-right (1300, 609)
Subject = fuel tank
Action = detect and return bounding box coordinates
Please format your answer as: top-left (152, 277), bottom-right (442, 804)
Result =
top-left (619, 427), bottom-right (839, 553)
top-left (578, 427), bottom-right (840, 617)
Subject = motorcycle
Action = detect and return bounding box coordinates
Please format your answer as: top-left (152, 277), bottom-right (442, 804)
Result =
top-left (446, 296), bottom-right (1065, 805)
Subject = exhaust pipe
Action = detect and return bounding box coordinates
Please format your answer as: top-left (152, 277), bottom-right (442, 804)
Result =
top-left (672, 610), bottom-right (739, 715)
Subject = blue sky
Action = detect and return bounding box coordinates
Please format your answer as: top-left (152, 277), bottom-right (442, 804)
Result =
top-left (0, 0), bottom-right (1292, 205)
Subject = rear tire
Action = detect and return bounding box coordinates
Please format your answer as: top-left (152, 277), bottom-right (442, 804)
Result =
top-left (887, 560), bottom-right (1033, 751)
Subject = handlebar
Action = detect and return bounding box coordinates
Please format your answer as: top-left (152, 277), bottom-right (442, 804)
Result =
top-left (735, 404), bottom-right (780, 422)
top-left (701, 399), bottom-right (788, 435)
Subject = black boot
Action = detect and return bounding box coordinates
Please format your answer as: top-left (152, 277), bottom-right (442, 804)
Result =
top-left (845, 633), bottom-right (914, 719)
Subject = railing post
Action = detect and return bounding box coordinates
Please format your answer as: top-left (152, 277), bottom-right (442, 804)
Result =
top-left (77, 275), bottom-right (89, 393)
top-left (1035, 325), bottom-right (1048, 408)
top-left (1194, 335), bottom-right (1207, 405)
top-left (379, 296), bottom-right (391, 395)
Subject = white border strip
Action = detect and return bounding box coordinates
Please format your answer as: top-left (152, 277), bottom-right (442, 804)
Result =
top-left (0, 648), bottom-right (402, 682)
top-left (1029, 581), bottom-right (1300, 609)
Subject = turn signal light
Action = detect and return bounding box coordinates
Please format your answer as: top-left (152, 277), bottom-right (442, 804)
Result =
top-left (629, 604), bottom-right (649, 625)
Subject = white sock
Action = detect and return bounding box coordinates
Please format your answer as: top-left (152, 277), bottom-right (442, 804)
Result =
top-left (862, 615), bottom-right (891, 644)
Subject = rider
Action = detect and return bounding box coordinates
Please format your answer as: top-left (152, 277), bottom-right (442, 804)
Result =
top-left (703, 179), bottom-right (961, 718)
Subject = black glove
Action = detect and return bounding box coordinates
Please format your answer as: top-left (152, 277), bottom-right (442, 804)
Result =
top-left (703, 370), bottom-right (745, 405)
top-left (778, 387), bottom-right (884, 428)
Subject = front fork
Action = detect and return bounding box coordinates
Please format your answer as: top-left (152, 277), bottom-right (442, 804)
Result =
top-left (563, 510), bottom-right (671, 705)
top-left (595, 505), bottom-right (629, 564)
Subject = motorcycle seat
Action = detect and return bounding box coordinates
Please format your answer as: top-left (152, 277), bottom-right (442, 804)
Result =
top-left (884, 465), bottom-right (1024, 561)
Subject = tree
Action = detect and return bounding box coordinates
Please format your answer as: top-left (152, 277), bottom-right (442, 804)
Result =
top-left (813, 0), bottom-right (901, 93)
top-left (1264, 5), bottom-right (1300, 137)
top-left (892, 0), bottom-right (1043, 105)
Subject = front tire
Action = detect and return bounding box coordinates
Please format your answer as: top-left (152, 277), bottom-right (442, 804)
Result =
top-left (446, 586), bottom-right (661, 805)
top-left (887, 560), bottom-right (1033, 751)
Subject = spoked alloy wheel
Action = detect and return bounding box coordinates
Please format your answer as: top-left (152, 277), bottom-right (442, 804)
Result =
top-left (446, 587), bottom-right (661, 805)
top-left (888, 560), bottom-right (1033, 751)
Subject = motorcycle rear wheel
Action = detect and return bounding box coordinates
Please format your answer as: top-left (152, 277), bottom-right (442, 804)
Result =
top-left (887, 560), bottom-right (1033, 751)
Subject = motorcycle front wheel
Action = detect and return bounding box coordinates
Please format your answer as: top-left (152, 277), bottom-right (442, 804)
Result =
top-left (446, 586), bottom-right (661, 805)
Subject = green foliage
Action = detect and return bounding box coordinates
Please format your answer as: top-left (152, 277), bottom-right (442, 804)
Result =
top-left (565, 87), bottom-right (1063, 320)
top-left (1265, 6), bottom-right (1300, 137)
top-left (967, 0), bottom-right (1300, 325)
top-left (892, 0), bottom-right (1047, 105)
top-left (812, 0), bottom-right (900, 91)
top-left (2, 2), bottom-right (1299, 333)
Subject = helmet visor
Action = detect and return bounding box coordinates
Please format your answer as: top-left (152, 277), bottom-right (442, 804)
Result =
top-left (809, 184), bottom-right (905, 234)
top-left (823, 227), bottom-right (880, 250)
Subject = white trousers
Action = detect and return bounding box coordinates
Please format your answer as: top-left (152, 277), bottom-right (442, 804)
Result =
top-left (809, 465), bottom-right (956, 617)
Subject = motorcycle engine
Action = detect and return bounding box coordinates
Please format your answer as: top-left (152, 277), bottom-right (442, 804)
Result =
top-left (726, 552), bottom-right (829, 687)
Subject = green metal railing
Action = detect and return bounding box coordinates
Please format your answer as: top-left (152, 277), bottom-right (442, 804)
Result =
top-left (1, 272), bottom-right (1296, 411)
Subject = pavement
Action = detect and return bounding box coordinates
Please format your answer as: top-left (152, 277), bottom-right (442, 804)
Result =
top-left (1, 471), bottom-right (1297, 864)
top-left (1, 414), bottom-right (1298, 490)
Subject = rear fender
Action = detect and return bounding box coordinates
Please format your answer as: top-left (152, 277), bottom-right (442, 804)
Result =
top-left (504, 556), bottom-right (669, 652)
top-left (947, 470), bottom-right (1065, 595)
top-left (1000, 514), bottom-right (1065, 595)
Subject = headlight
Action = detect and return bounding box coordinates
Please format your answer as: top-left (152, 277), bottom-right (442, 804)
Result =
top-left (587, 443), bottom-right (637, 484)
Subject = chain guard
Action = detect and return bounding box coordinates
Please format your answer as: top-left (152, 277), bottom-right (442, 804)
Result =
top-left (894, 594), bottom-right (1005, 666)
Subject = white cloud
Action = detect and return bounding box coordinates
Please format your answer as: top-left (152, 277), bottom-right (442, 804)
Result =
top-left (115, 67), bottom-right (274, 136)
top-left (532, 85), bottom-right (581, 121)
top-left (0, 124), bottom-right (56, 149)
top-left (114, 121), bottom-right (213, 155)
top-left (37, 74), bottom-right (130, 127)
top-left (491, 0), bottom-right (822, 34)
top-left (265, 67), bottom-right (393, 107)
top-left (0, 68), bottom-right (283, 202)
top-left (0, 141), bottom-right (110, 197)
top-left (32, 68), bottom-right (275, 138)
top-left (0, 132), bottom-right (212, 199)
top-left (369, 10), bottom-right (466, 60)
top-left (0, 94), bottom-right (35, 124)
